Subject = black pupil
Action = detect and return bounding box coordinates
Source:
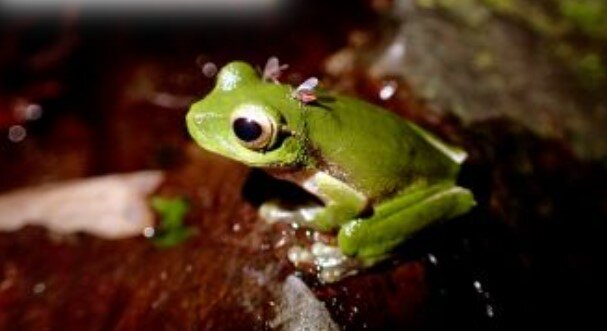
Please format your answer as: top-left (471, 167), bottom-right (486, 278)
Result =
top-left (233, 118), bottom-right (263, 142)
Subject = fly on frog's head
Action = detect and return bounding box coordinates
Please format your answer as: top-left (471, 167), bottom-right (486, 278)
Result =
top-left (186, 61), bottom-right (309, 168)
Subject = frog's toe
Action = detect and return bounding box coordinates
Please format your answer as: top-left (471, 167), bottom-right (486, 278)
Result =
top-left (288, 243), bottom-right (361, 283)
top-left (259, 201), bottom-right (296, 224)
top-left (259, 201), bottom-right (323, 226)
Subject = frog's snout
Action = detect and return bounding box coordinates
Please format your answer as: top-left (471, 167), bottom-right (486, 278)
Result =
top-left (186, 110), bottom-right (210, 144)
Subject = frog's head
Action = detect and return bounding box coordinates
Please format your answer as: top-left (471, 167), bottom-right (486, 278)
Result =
top-left (186, 61), bottom-right (307, 168)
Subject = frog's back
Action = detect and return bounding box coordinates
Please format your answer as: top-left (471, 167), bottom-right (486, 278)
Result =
top-left (305, 95), bottom-right (465, 200)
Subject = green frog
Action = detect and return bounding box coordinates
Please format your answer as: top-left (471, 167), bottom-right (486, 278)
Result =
top-left (186, 61), bottom-right (475, 282)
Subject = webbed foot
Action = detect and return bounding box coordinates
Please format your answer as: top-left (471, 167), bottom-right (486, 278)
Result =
top-left (287, 243), bottom-right (361, 283)
top-left (259, 200), bottom-right (323, 226)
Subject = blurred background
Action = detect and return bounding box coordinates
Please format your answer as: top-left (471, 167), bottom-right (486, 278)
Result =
top-left (0, 0), bottom-right (606, 330)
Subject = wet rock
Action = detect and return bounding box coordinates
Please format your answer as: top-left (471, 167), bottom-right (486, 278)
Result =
top-left (270, 275), bottom-right (339, 331)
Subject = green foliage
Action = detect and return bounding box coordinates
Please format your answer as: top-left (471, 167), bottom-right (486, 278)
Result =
top-left (559, 0), bottom-right (607, 39)
top-left (150, 196), bottom-right (195, 248)
top-left (575, 52), bottom-right (606, 90)
top-left (417, 0), bottom-right (607, 91)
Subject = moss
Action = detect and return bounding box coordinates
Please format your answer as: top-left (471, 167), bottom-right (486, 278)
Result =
top-left (450, 0), bottom-right (607, 41)
top-left (575, 52), bottom-right (607, 89)
top-left (481, 0), bottom-right (516, 12)
top-left (481, 0), bottom-right (568, 36)
top-left (416, 0), bottom-right (491, 26)
top-left (415, 0), bottom-right (607, 92)
top-left (559, 0), bottom-right (607, 39)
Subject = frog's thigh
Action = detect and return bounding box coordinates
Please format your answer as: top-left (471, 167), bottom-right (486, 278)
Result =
top-left (337, 185), bottom-right (475, 263)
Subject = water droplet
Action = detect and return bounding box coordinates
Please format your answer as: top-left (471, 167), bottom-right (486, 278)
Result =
top-left (142, 226), bottom-right (155, 238)
top-left (387, 41), bottom-right (406, 59)
top-left (14, 102), bottom-right (43, 121)
top-left (151, 291), bottom-right (168, 309)
top-left (24, 104), bottom-right (43, 120)
top-left (202, 62), bottom-right (218, 78)
top-left (32, 282), bottom-right (46, 294)
top-left (287, 246), bottom-right (313, 264)
top-left (274, 237), bottom-right (287, 248)
top-left (379, 81), bottom-right (397, 100)
top-left (473, 280), bottom-right (483, 292)
top-left (486, 304), bottom-right (495, 318)
top-left (427, 253), bottom-right (438, 265)
top-left (8, 125), bottom-right (27, 143)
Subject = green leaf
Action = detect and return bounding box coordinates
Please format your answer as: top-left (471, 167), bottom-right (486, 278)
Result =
top-left (149, 196), bottom-right (195, 247)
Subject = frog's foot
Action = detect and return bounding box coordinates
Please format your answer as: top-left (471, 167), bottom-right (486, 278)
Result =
top-left (288, 243), bottom-right (362, 283)
top-left (259, 200), bottom-right (323, 226)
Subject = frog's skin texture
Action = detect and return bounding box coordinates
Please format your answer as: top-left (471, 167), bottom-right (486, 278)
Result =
top-left (187, 61), bottom-right (476, 281)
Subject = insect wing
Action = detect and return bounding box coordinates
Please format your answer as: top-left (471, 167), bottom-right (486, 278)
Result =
top-left (296, 77), bottom-right (319, 93)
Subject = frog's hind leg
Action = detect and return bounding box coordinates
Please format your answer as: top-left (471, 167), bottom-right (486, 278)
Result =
top-left (338, 184), bottom-right (475, 265)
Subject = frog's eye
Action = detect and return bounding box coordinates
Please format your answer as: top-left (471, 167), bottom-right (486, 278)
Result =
top-left (230, 107), bottom-right (277, 151)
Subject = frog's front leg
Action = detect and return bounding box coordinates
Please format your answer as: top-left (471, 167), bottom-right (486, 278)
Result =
top-left (261, 172), bottom-right (370, 282)
top-left (338, 183), bottom-right (475, 266)
top-left (260, 171), bottom-right (368, 231)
